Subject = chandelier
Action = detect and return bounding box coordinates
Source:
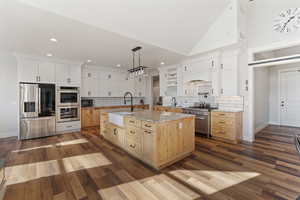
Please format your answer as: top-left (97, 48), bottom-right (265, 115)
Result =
top-left (128, 46), bottom-right (147, 78)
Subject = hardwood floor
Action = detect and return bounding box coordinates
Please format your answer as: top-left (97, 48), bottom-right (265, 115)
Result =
top-left (1, 125), bottom-right (300, 200)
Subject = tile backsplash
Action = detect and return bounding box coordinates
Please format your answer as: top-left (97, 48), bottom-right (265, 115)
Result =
top-left (163, 96), bottom-right (217, 108)
top-left (215, 96), bottom-right (244, 111)
top-left (82, 97), bottom-right (146, 107)
top-left (163, 95), bottom-right (244, 111)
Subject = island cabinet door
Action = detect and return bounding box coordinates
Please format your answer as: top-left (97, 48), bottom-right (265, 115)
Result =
top-left (142, 129), bottom-right (156, 165)
top-left (182, 117), bottom-right (195, 153)
top-left (156, 121), bottom-right (184, 164)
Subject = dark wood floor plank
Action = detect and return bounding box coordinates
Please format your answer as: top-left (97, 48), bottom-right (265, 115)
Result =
top-left (1, 125), bottom-right (300, 200)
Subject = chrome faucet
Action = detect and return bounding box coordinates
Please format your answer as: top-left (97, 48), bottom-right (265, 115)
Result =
top-left (171, 97), bottom-right (177, 107)
top-left (124, 92), bottom-right (134, 112)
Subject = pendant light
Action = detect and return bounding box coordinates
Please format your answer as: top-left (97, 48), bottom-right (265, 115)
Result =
top-left (128, 46), bottom-right (147, 78)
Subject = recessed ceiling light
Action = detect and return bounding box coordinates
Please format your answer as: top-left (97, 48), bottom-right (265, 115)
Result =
top-left (117, 64), bottom-right (121, 67)
top-left (86, 59), bottom-right (92, 63)
top-left (160, 62), bottom-right (165, 65)
top-left (46, 53), bottom-right (53, 57)
top-left (50, 38), bottom-right (57, 42)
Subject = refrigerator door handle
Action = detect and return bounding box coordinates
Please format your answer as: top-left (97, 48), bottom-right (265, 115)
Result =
top-left (38, 87), bottom-right (41, 115)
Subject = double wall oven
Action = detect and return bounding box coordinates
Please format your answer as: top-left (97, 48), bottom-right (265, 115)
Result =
top-left (57, 87), bottom-right (80, 122)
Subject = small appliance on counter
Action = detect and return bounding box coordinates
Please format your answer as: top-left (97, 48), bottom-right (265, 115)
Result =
top-left (81, 99), bottom-right (94, 107)
top-left (20, 83), bottom-right (56, 140)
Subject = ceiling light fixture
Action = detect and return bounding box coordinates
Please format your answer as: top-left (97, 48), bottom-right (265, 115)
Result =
top-left (117, 64), bottom-right (121, 67)
top-left (46, 53), bottom-right (53, 57)
top-left (50, 38), bottom-right (57, 42)
top-left (128, 46), bottom-right (147, 78)
top-left (160, 62), bottom-right (165, 65)
top-left (86, 59), bottom-right (92, 63)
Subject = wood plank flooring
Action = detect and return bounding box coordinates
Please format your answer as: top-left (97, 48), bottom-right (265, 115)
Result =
top-left (1, 125), bottom-right (300, 200)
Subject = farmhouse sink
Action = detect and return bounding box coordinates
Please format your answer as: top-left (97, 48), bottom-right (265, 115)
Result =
top-left (108, 112), bottom-right (133, 127)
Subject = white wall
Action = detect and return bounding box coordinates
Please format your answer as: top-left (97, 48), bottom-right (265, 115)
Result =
top-left (269, 63), bottom-right (300, 125)
top-left (190, 0), bottom-right (238, 55)
top-left (254, 67), bottom-right (270, 133)
top-left (0, 52), bottom-right (18, 138)
top-left (248, 0), bottom-right (300, 48)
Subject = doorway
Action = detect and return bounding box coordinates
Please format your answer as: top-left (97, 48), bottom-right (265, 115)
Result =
top-left (152, 75), bottom-right (161, 106)
top-left (279, 69), bottom-right (300, 127)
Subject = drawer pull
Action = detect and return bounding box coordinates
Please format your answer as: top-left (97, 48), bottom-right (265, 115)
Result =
top-left (130, 144), bottom-right (136, 148)
top-left (113, 128), bottom-right (118, 135)
top-left (219, 114), bottom-right (226, 116)
top-left (129, 120), bottom-right (135, 123)
top-left (144, 124), bottom-right (152, 128)
top-left (219, 121), bottom-right (226, 124)
top-left (144, 130), bottom-right (152, 134)
top-left (130, 130), bottom-right (135, 135)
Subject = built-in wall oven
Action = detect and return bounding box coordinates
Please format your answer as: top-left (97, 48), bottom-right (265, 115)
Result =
top-left (56, 86), bottom-right (80, 123)
top-left (57, 106), bottom-right (80, 122)
top-left (57, 87), bottom-right (79, 107)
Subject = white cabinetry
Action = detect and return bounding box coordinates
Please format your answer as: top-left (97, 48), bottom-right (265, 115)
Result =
top-left (56, 64), bottom-right (81, 87)
top-left (39, 62), bottom-right (56, 83)
top-left (81, 67), bottom-right (145, 98)
top-left (18, 59), bottom-right (55, 83)
top-left (81, 68), bottom-right (98, 97)
top-left (219, 50), bottom-right (239, 96)
top-left (174, 49), bottom-right (240, 97)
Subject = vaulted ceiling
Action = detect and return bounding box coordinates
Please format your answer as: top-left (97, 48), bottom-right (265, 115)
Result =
top-left (0, 0), bottom-right (230, 68)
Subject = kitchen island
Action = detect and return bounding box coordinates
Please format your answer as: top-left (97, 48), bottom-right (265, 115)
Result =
top-left (100, 110), bottom-right (195, 169)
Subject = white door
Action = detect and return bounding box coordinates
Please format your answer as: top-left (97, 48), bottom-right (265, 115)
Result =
top-left (18, 59), bottom-right (39, 83)
top-left (39, 62), bottom-right (56, 83)
top-left (280, 70), bottom-right (300, 127)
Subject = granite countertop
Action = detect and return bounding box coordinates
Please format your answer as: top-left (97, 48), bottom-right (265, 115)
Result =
top-left (212, 109), bottom-right (243, 113)
top-left (105, 109), bottom-right (194, 123)
top-left (132, 111), bottom-right (194, 123)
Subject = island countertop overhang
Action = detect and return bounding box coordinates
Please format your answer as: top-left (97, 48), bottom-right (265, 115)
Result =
top-left (102, 109), bottom-right (195, 123)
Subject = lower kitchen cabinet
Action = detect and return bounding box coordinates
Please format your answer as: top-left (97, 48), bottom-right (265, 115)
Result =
top-left (81, 108), bottom-right (101, 128)
top-left (82, 105), bottom-right (150, 130)
top-left (211, 111), bottom-right (242, 144)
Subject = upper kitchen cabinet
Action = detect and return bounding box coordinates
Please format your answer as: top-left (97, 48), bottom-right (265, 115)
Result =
top-left (18, 58), bottom-right (55, 83)
top-left (18, 59), bottom-right (39, 83)
top-left (56, 63), bottom-right (81, 87)
top-left (219, 50), bottom-right (239, 96)
top-left (182, 58), bottom-right (213, 83)
top-left (81, 68), bottom-right (98, 97)
top-left (39, 62), bottom-right (56, 84)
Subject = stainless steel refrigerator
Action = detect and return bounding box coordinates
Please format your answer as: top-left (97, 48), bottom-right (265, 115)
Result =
top-left (19, 83), bottom-right (56, 140)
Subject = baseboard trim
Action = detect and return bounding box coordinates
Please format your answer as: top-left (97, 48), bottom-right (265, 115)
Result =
top-left (269, 121), bottom-right (280, 126)
top-left (255, 123), bottom-right (269, 134)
